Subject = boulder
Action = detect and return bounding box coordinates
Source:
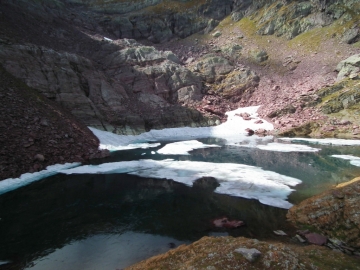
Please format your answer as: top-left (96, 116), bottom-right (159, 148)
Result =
top-left (342, 27), bottom-right (360, 44)
top-left (192, 54), bottom-right (234, 83)
top-left (212, 31), bottom-right (222, 37)
top-left (215, 68), bottom-right (260, 100)
top-left (251, 50), bottom-right (268, 63)
top-left (336, 54), bottom-right (360, 81)
top-left (234, 247), bottom-right (261, 262)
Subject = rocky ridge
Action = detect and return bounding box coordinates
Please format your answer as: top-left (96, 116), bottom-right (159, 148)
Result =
top-left (127, 236), bottom-right (360, 270)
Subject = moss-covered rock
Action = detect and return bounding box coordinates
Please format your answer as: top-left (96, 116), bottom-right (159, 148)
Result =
top-left (287, 177), bottom-right (360, 248)
top-left (127, 236), bottom-right (360, 270)
top-left (336, 54), bottom-right (360, 81)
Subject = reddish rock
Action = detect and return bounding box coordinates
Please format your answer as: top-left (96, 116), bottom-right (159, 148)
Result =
top-left (245, 128), bottom-right (254, 135)
top-left (304, 233), bottom-right (327, 246)
top-left (255, 129), bottom-right (266, 135)
top-left (212, 217), bottom-right (244, 229)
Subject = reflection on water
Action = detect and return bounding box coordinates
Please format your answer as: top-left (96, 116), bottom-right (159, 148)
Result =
top-left (1, 138), bottom-right (360, 269)
top-left (0, 173), bottom-right (291, 269)
top-left (25, 232), bottom-right (186, 270)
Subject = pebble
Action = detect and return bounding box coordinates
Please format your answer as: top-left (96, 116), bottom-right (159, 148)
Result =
top-left (234, 247), bottom-right (261, 262)
top-left (34, 154), bottom-right (45, 162)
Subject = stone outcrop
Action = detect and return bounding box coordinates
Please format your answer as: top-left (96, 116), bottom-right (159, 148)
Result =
top-left (287, 177), bottom-right (360, 248)
top-left (191, 54), bottom-right (234, 83)
top-left (236, 0), bottom-right (360, 41)
top-left (215, 69), bottom-right (260, 100)
top-left (0, 37), bottom-right (214, 134)
top-left (336, 54), bottom-right (360, 81)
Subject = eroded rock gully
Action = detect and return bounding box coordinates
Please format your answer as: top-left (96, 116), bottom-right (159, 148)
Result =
top-left (0, 67), bottom-right (107, 180)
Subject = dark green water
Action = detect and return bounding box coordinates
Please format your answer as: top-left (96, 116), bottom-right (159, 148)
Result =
top-left (1, 140), bottom-right (360, 269)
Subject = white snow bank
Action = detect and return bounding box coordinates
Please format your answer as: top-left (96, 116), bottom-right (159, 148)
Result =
top-left (243, 142), bottom-right (320, 152)
top-left (280, 137), bottom-right (360, 146)
top-left (61, 159), bottom-right (301, 209)
top-left (0, 163), bottom-right (81, 195)
top-left (157, 140), bottom-right (221, 155)
top-left (88, 128), bottom-right (161, 151)
top-left (89, 106), bottom-right (274, 151)
top-left (332, 155), bottom-right (360, 166)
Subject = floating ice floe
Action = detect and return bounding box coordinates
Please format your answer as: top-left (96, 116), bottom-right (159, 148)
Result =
top-left (331, 155), bottom-right (360, 167)
top-left (280, 137), bottom-right (360, 146)
top-left (157, 140), bottom-right (221, 155)
top-left (89, 106), bottom-right (275, 151)
top-left (61, 159), bottom-right (301, 209)
top-left (243, 142), bottom-right (320, 152)
top-left (0, 163), bottom-right (81, 195)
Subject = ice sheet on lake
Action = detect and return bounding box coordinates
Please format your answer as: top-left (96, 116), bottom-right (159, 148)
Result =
top-left (89, 106), bottom-right (275, 151)
top-left (157, 140), bottom-right (221, 155)
top-left (245, 142), bottom-right (320, 152)
top-left (280, 137), bottom-right (360, 146)
top-left (332, 155), bottom-right (360, 167)
top-left (0, 163), bottom-right (81, 195)
top-left (61, 159), bottom-right (301, 209)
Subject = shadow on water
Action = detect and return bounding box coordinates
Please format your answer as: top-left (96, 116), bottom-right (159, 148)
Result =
top-left (0, 173), bottom-right (292, 270)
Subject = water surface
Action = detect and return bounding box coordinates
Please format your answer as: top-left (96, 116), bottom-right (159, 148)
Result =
top-left (1, 138), bottom-right (360, 269)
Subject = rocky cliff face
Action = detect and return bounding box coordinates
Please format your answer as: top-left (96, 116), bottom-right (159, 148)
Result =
top-left (1, 0), bottom-right (360, 136)
top-left (0, 38), bottom-right (216, 134)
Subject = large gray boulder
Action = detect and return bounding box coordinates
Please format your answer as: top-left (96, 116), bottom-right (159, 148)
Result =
top-left (336, 54), bottom-right (360, 81)
top-left (192, 54), bottom-right (234, 83)
top-left (215, 68), bottom-right (260, 100)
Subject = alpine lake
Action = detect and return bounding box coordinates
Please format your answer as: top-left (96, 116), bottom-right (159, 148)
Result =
top-left (1, 137), bottom-right (360, 270)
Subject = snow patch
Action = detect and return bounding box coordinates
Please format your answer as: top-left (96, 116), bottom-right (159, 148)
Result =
top-left (157, 140), bottom-right (221, 155)
top-left (89, 106), bottom-right (274, 151)
top-left (280, 137), bottom-right (360, 146)
top-left (244, 142), bottom-right (320, 152)
top-left (61, 159), bottom-right (301, 209)
top-left (0, 163), bottom-right (81, 195)
top-left (332, 155), bottom-right (360, 166)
